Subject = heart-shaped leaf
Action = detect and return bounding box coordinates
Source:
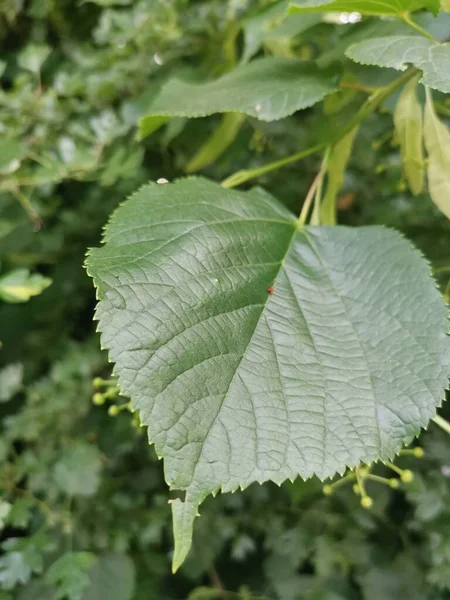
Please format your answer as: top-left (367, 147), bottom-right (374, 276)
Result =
top-left (86, 177), bottom-right (449, 571)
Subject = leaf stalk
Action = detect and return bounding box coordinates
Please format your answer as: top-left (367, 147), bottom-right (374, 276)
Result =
top-left (221, 69), bottom-right (418, 189)
top-left (400, 13), bottom-right (439, 42)
top-left (433, 414), bottom-right (450, 435)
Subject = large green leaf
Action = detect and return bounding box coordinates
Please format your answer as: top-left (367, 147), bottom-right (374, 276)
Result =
top-left (86, 177), bottom-right (449, 570)
top-left (346, 37), bottom-right (450, 94)
top-left (139, 58), bottom-right (336, 138)
top-left (289, 0), bottom-right (440, 15)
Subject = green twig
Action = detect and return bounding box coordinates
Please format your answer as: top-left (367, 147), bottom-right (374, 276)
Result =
top-left (221, 142), bottom-right (325, 189)
top-left (386, 462), bottom-right (403, 476)
top-left (11, 188), bottom-right (42, 230)
top-left (13, 487), bottom-right (56, 521)
top-left (323, 472), bottom-right (356, 495)
top-left (339, 81), bottom-right (380, 93)
top-left (355, 467), bottom-right (368, 496)
top-left (311, 148), bottom-right (329, 225)
top-left (366, 474), bottom-right (397, 487)
top-left (400, 13), bottom-right (439, 42)
top-left (221, 69), bottom-right (418, 189)
top-left (433, 265), bottom-right (450, 275)
top-left (433, 415), bottom-right (450, 435)
top-left (298, 171), bottom-right (322, 226)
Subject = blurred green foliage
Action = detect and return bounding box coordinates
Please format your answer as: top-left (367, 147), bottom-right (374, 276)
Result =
top-left (0, 1), bottom-right (450, 598)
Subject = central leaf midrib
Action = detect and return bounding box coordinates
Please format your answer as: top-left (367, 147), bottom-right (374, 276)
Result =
top-left (186, 218), bottom-right (300, 499)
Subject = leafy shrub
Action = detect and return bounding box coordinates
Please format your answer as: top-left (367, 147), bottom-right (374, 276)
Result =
top-left (1, 1), bottom-right (450, 598)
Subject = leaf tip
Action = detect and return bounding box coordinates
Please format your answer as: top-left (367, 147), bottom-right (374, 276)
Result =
top-left (170, 495), bottom-right (200, 572)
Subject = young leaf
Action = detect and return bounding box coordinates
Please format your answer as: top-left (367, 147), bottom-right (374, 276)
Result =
top-left (0, 270), bottom-right (52, 303)
top-left (424, 88), bottom-right (450, 220)
top-left (139, 58), bottom-right (336, 138)
top-left (394, 78), bottom-right (424, 195)
top-left (288, 0), bottom-right (440, 16)
top-left (320, 127), bottom-right (359, 225)
top-left (86, 178), bottom-right (449, 570)
top-left (185, 113), bottom-right (246, 173)
top-left (346, 37), bottom-right (450, 94)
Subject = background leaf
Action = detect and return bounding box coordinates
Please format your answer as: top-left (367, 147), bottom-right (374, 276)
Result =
top-left (424, 88), bottom-right (450, 220)
top-left (0, 502), bottom-right (12, 530)
top-left (17, 44), bottom-right (51, 74)
top-left (17, 581), bottom-right (57, 600)
top-left (289, 0), bottom-right (440, 15)
top-left (346, 37), bottom-right (450, 94)
top-left (0, 363), bottom-right (23, 402)
top-left (0, 139), bottom-right (25, 175)
top-left (52, 443), bottom-right (102, 497)
top-left (394, 78), bottom-right (424, 195)
top-left (241, 1), bottom-right (290, 64)
top-left (0, 538), bottom-right (47, 590)
top-left (0, 270), bottom-right (52, 303)
top-left (82, 553), bottom-right (135, 600)
top-left (45, 553), bottom-right (97, 600)
top-left (241, 2), bottom-right (321, 64)
top-left (139, 58), bottom-right (336, 138)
